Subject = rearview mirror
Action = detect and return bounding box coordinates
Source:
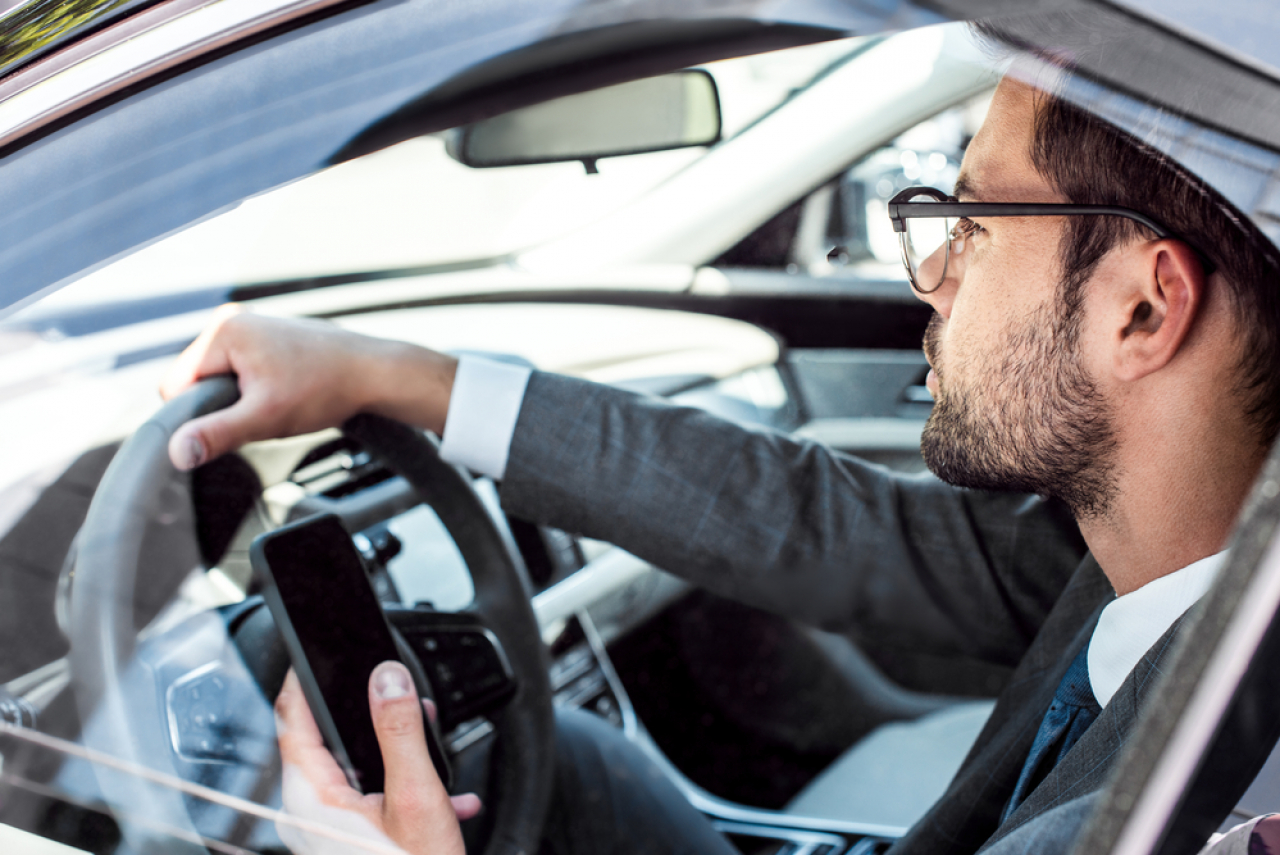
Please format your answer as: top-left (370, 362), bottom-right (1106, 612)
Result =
top-left (448, 70), bottom-right (721, 172)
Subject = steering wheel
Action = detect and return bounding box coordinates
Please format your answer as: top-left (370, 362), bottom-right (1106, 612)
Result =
top-left (67, 375), bottom-right (555, 855)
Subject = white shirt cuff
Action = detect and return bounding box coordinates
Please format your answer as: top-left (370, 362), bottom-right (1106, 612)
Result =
top-left (438, 356), bottom-right (533, 480)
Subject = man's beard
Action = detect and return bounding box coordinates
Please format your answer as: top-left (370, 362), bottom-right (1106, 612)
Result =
top-left (919, 305), bottom-right (1118, 519)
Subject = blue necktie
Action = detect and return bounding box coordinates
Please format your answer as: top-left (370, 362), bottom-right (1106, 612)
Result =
top-left (1001, 644), bottom-right (1101, 823)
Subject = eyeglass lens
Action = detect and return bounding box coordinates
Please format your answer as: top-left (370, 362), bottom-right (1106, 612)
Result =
top-left (897, 193), bottom-right (956, 293)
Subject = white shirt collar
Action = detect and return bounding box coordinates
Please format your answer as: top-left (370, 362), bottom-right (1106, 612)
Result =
top-left (1087, 551), bottom-right (1228, 708)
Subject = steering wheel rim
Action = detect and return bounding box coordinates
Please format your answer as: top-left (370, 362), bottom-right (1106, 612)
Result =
top-left (68, 375), bottom-right (554, 855)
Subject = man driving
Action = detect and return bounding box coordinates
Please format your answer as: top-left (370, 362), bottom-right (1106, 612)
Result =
top-left (160, 67), bottom-right (1280, 854)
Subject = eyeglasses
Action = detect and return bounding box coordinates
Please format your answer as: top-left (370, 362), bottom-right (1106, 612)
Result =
top-left (887, 185), bottom-right (1214, 294)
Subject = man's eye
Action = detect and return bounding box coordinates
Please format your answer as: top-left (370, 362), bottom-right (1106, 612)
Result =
top-left (955, 217), bottom-right (986, 238)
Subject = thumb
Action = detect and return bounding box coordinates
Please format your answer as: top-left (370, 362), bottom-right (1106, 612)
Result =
top-left (368, 662), bottom-right (461, 848)
top-left (168, 399), bottom-right (263, 470)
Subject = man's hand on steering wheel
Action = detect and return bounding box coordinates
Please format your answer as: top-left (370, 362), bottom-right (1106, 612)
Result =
top-left (276, 662), bottom-right (482, 855)
top-left (160, 305), bottom-right (459, 470)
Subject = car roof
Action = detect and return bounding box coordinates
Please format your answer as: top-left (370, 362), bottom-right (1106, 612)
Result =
top-left (0, 0), bottom-right (158, 79)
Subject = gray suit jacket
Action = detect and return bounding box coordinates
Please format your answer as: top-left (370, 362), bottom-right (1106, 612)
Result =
top-left (498, 372), bottom-right (1172, 854)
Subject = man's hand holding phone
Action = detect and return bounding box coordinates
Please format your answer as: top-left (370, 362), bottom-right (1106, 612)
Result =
top-left (275, 663), bottom-right (482, 855)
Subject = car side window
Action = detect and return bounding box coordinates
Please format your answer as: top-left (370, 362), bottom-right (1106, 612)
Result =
top-left (715, 92), bottom-right (992, 279)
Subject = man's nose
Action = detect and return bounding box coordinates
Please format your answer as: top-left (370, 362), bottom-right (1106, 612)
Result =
top-left (912, 239), bottom-right (960, 317)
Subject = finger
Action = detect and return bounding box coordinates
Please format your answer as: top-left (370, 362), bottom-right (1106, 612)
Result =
top-left (168, 391), bottom-right (275, 470)
top-left (368, 662), bottom-right (463, 848)
top-left (450, 794), bottom-right (482, 821)
top-left (368, 663), bottom-right (441, 799)
top-left (168, 419), bottom-right (211, 471)
top-left (159, 303), bottom-right (244, 400)
top-left (276, 671), bottom-right (355, 797)
top-left (418, 698), bottom-right (482, 822)
top-left (276, 671), bottom-right (323, 747)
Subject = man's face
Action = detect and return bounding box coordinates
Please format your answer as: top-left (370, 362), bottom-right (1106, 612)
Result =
top-left (915, 79), bottom-right (1118, 517)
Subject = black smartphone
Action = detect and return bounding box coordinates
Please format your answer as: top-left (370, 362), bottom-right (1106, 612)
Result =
top-left (251, 512), bottom-right (452, 794)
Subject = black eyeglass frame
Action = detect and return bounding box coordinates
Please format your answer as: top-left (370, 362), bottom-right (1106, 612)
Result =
top-left (887, 185), bottom-right (1216, 293)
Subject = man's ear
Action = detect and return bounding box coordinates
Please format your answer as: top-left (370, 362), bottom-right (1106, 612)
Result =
top-left (1113, 240), bottom-right (1205, 382)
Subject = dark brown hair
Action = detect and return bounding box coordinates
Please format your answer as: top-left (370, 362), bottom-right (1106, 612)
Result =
top-left (1029, 93), bottom-right (1280, 445)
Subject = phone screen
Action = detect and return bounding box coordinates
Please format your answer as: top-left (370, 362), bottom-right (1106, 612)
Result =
top-left (252, 513), bottom-right (450, 793)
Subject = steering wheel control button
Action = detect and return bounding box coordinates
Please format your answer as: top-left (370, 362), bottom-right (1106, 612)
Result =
top-left (410, 627), bottom-right (517, 725)
top-left (165, 664), bottom-right (245, 763)
top-left (386, 610), bottom-right (518, 730)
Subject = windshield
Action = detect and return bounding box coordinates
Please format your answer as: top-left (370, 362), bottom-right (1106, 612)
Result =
top-left (15, 38), bottom-right (868, 320)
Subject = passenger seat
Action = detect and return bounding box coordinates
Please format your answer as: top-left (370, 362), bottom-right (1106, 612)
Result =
top-left (784, 699), bottom-right (995, 829)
